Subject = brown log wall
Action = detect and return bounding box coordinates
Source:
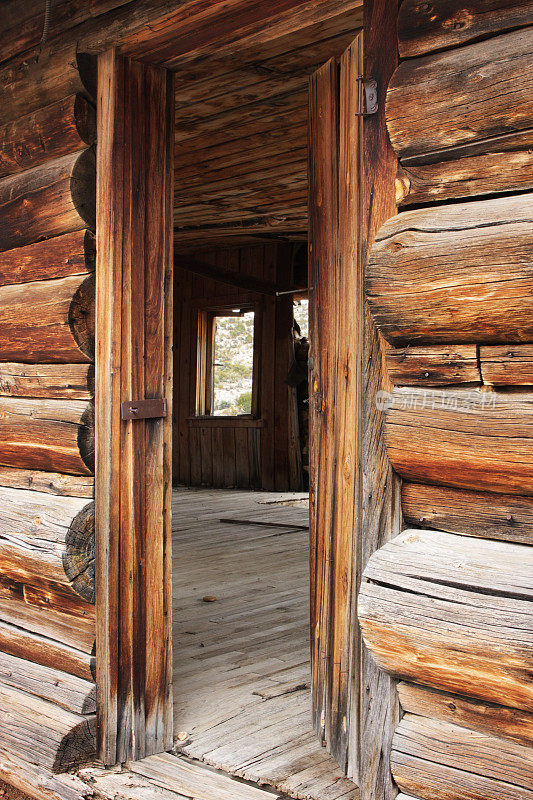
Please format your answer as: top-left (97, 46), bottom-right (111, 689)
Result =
top-left (360, 3), bottom-right (533, 799)
top-left (0, 47), bottom-right (96, 773)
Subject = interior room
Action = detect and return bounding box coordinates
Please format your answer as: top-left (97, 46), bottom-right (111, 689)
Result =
top-left (169, 9), bottom-right (363, 799)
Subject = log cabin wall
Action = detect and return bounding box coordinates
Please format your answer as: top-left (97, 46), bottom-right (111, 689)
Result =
top-left (359, 3), bottom-right (533, 799)
top-left (174, 243), bottom-right (302, 491)
top-left (0, 48), bottom-right (97, 772)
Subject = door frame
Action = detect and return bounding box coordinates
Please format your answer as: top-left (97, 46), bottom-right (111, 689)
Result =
top-left (94, 3), bottom-right (400, 797)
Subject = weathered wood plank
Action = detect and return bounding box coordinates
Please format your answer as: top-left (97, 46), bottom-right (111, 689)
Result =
top-left (385, 344), bottom-right (480, 386)
top-left (0, 486), bottom-right (94, 601)
top-left (0, 398), bottom-right (94, 476)
top-left (0, 229), bottom-right (95, 287)
top-left (0, 363), bottom-right (93, 399)
top-left (397, 682), bottom-right (533, 748)
top-left (366, 194), bottom-right (533, 345)
top-left (386, 28), bottom-right (533, 159)
top-left (402, 482), bottom-right (533, 544)
top-left (0, 467), bottom-right (94, 498)
top-left (0, 44), bottom-right (95, 128)
top-left (0, 150), bottom-right (95, 252)
top-left (0, 619), bottom-right (94, 681)
top-left (0, 749), bottom-right (90, 800)
top-left (0, 273), bottom-right (94, 362)
top-left (358, 0), bottom-right (401, 792)
top-left (0, 94), bottom-right (95, 179)
top-left (0, 682), bottom-right (95, 773)
top-left (0, 652), bottom-right (95, 715)
top-left (480, 344), bottom-right (533, 385)
top-left (385, 387), bottom-right (533, 494)
top-left (398, 0), bottom-right (533, 58)
top-left (398, 149), bottom-right (533, 205)
top-left (359, 529), bottom-right (533, 710)
top-left (391, 714), bottom-right (533, 800)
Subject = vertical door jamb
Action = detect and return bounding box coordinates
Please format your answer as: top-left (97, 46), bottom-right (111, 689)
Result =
top-left (96, 48), bottom-right (174, 764)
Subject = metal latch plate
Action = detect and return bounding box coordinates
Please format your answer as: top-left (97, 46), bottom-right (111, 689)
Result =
top-left (121, 398), bottom-right (167, 420)
top-left (356, 77), bottom-right (378, 116)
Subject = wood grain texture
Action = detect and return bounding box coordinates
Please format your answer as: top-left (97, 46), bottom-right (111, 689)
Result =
top-left (391, 714), bottom-right (533, 800)
top-left (96, 51), bottom-right (174, 764)
top-left (359, 528), bottom-right (533, 710)
top-left (0, 94), bottom-right (95, 179)
top-left (0, 467), bottom-right (94, 498)
top-left (385, 387), bottom-right (533, 494)
top-left (397, 682), bottom-right (533, 748)
top-left (0, 229), bottom-right (95, 287)
top-left (398, 149), bottom-right (533, 205)
top-left (0, 750), bottom-right (90, 800)
top-left (0, 273), bottom-right (94, 362)
top-left (308, 36), bottom-right (364, 774)
top-left (367, 194), bottom-right (533, 344)
top-left (0, 398), bottom-right (94, 476)
top-left (0, 486), bottom-right (94, 601)
top-left (398, 0), bottom-right (533, 58)
top-left (356, 1), bottom-right (402, 794)
top-left (0, 149), bottom-right (95, 252)
top-left (0, 682), bottom-right (95, 773)
top-left (402, 482), bottom-right (533, 544)
top-left (0, 619), bottom-right (94, 681)
top-left (386, 28), bottom-right (533, 159)
top-left (385, 344), bottom-right (480, 386)
top-left (480, 344), bottom-right (533, 385)
top-left (0, 363), bottom-right (93, 399)
top-left (0, 651), bottom-right (95, 715)
top-left (0, 43), bottom-right (94, 128)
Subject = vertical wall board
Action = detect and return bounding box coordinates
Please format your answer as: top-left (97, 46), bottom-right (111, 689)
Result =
top-left (96, 50), bottom-right (173, 764)
top-left (358, 0), bottom-right (401, 796)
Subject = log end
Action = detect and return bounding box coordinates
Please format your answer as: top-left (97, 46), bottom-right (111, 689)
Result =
top-left (77, 404), bottom-right (95, 477)
top-left (69, 273), bottom-right (95, 360)
top-left (63, 501), bottom-right (95, 604)
top-left (54, 715), bottom-right (96, 773)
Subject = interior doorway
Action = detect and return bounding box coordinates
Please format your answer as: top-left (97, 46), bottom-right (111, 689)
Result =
top-left (169, 24), bottom-right (364, 800)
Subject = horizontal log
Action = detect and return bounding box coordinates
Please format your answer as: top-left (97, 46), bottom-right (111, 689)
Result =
top-left (402, 482), bottom-right (533, 544)
top-left (0, 651), bottom-right (95, 715)
top-left (0, 487), bottom-right (95, 601)
top-left (0, 750), bottom-right (90, 800)
top-left (0, 149), bottom-right (95, 252)
top-left (366, 194), bottom-right (533, 344)
top-left (386, 29), bottom-right (533, 159)
top-left (385, 345), bottom-right (480, 386)
top-left (0, 273), bottom-right (95, 362)
top-left (398, 149), bottom-right (533, 205)
top-left (0, 398), bottom-right (94, 475)
top-left (398, 0), bottom-right (533, 58)
top-left (385, 387), bottom-right (533, 494)
top-left (0, 581), bottom-right (95, 654)
top-left (398, 682), bottom-right (533, 748)
top-left (391, 714), bottom-right (533, 800)
top-left (0, 94), bottom-right (95, 179)
top-left (0, 44), bottom-right (95, 128)
top-left (480, 345), bottom-right (533, 385)
top-left (0, 363), bottom-right (94, 399)
top-left (358, 528), bottom-right (533, 709)
top-left (0, 467), bottom-right (94, 498)
top-left (0, 619), bottom-right (94, 681)
top-left (0, 229), bottom-right (95, 287)
top-left (0, 682), bottom-right (95, 772)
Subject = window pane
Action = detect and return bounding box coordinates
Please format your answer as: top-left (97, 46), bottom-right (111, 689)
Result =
top-left (213, 311), bottom-right (254, 416)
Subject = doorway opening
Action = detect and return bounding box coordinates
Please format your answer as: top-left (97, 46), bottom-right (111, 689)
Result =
top-left (169, 14), bottom-right (363, 800)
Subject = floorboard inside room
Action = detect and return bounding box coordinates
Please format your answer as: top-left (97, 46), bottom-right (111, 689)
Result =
top-left (172, 488), bottom-right (360, 800)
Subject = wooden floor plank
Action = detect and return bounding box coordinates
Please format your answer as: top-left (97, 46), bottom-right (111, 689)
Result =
top-left (171, 488), bottom-right (360, 800)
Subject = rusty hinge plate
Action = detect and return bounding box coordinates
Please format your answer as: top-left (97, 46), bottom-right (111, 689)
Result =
top-left (121, 398), bottom-right (167, 420)
top-left (356, 77), bottom-right (378, 116)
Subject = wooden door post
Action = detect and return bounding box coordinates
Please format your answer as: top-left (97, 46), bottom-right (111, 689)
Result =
top-left (96, 49), bottom-right (174, 764)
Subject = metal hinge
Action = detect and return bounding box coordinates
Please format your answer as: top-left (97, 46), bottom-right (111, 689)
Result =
top-left (356, 76), bottom-right (378, 116)
top-left (121, 398), bottom-right (167, 420)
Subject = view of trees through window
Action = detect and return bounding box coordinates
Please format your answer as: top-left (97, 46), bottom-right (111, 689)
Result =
top-left (293, 299), bottom-right (309, 338)
top-left (212, 311), bottom-right (254, 415)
